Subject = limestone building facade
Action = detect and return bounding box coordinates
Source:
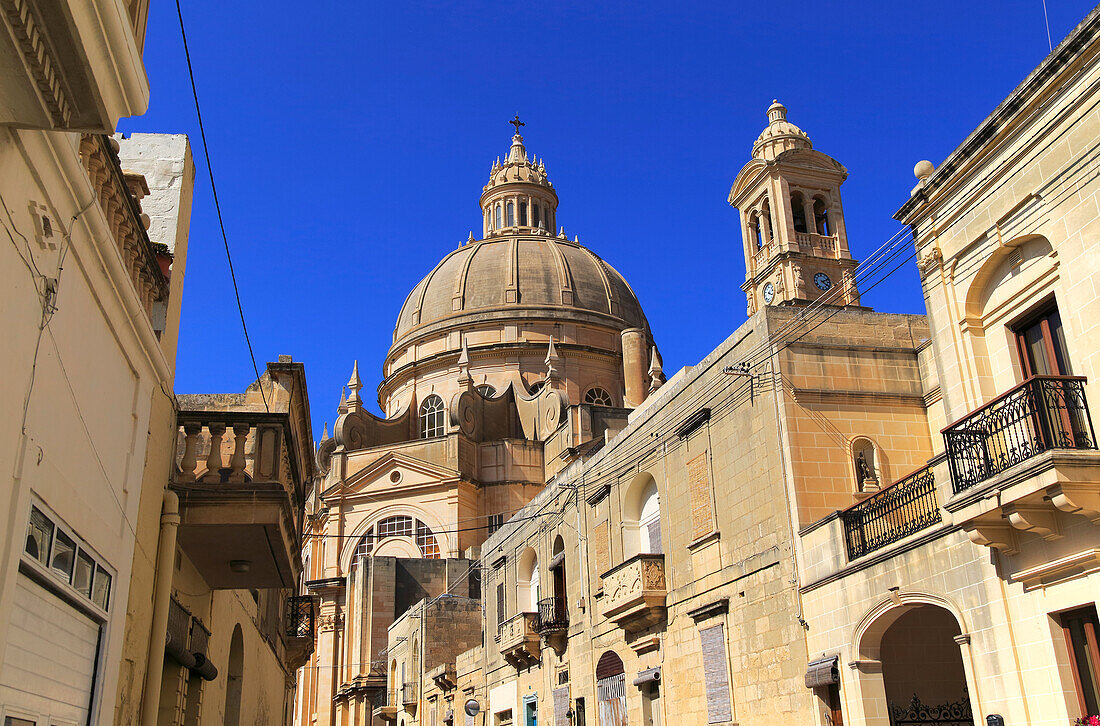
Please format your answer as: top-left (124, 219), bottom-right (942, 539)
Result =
top-left (0, 4), bottom-right (195, 725)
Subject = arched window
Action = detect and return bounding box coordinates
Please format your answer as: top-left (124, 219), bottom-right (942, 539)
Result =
top-left (354, 516), bottom-right (441, 560)
top-left (519, 202), bottom-right (528, 226)
top-left (224, 625), bottom-right (244, 726)
top-left (584, 387), bottom-right (613, 407)
top-left (791, 192), bottom-right (808, 233)
top-left (477, 384), bottom-right (496, 397)
top-left (495, 204), bottom-right (503, 229)
top-left (533, 204), bottom-right (541, 229)
top-left (528, 380), bottom-right (547, 396)
top-left (813, 197), bottom-right (830, 236)
top-left (750, 214), bottom-right (763, 249)
top-left (596, 651), bottom-right (626, 726)
top-left (518, 547), bottom-right (539, 612)
top-left (506, 201), bottom-right (515, 227)
top-left (761, 200), bottom-right (774, 244)
top-left (639, 480), bottom-right (661, 554)
top-left (419, 394), bottom-right (445, 438)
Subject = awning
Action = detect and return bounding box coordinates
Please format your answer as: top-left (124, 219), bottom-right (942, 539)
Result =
top-left (804, 656), bottom-right (839, 688)
top-left (632, 667), bottom-right (660, 687)
top-left (549, 552), bottom-right (566, 570)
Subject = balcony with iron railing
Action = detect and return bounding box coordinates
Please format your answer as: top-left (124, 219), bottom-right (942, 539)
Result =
top-left (942, 376), bottom-right (1100, 555)
top-left (401, 682), bottom-right (418, 709)
top-left (840, 466), bottom-right (941, 560)
top-left (536, 597), bottom-right (568, 635)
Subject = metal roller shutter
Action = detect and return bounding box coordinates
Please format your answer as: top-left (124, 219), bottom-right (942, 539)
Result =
top-left (0, 574), bottom-right (101, 725)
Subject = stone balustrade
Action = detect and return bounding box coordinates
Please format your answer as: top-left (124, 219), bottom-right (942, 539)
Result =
top-left (599, 553), bottom-right (666, 633)
top-left (795, 232), bottom-right (839, 258)
top-left (498, 611), bottom-right (540, 667)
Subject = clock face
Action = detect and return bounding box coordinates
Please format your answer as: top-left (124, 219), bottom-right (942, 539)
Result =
top-left (762, 282), bottom-right (775, 303)
top-left (814, 272), bottom-right (832, 291)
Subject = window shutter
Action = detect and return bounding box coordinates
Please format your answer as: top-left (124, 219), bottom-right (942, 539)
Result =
top-left (593, 521), bottom-right (610, 582)
top-left (687, 452), bottom-right (715, 541)
top-left (646, 518), bottom-right (662, 554)
top-left (700, 624), bottom-right (732, 724)
top-left (553, 687), bottom-right (571, 726)
top-left (497, 582), bottom-right (506, 627)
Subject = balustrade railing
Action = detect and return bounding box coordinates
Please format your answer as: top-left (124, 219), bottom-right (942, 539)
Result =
top-left (286, 595), bottom-right (316, 639)
top-left (943, 376), bottom-right (1096, 493)
top-left (537, 596), bottom-right (568, 634)
top-left (401, 682), bottom-right (417, 705)
top-left (795, 232), bottom-right (839, 258)
top-left (841, 466), bottom-right (941, 560)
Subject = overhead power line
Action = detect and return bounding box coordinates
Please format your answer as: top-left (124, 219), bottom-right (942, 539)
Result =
top-left (175, 0), bottom-right (269, 412)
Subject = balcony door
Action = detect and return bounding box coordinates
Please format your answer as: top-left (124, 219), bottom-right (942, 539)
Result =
top-left (1014, 307), bottom-right (1071, 377)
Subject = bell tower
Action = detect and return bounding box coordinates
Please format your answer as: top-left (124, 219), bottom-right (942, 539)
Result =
top-left (729, 101), bottom-right (860, 313)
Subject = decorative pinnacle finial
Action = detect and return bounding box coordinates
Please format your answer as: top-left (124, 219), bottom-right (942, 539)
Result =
top-left (337, 386), bottom-right (348, 414)
top-left (648, 346), bottom-right (665, 393)
top-left (509, 114), bottom-right (525, 135)
top-left (346, 361), bottom-right (363, 410)
top-left (321, 421), bottom-right (330, 441)
top-left (545, 336), bottom-right (562, 384)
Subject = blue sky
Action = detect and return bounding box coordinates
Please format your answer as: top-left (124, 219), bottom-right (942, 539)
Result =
top-left (122, 0), bottom-right (1097, 437)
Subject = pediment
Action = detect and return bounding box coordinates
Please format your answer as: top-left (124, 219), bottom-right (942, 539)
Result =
top-left (773, 148), bottom-right (848, 176)
top-left (321, 450), bottom-right (460, 499)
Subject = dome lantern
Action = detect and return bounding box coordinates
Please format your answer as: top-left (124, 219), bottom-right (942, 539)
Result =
top-left (480, 117), bottom-right (558, 238)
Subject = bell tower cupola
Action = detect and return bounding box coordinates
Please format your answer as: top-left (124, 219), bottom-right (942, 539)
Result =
top-left (480, 116), bottom-right (559, 238)
top-left (729, 101), bottom-right (860, 313)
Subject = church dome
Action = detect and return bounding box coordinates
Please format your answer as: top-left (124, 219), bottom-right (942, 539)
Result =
top-left (391, 234), bottom-right (648, 350)
top-left (752, 99), bottom-right (812, 161)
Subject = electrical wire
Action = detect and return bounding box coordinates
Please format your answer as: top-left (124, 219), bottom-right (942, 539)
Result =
top-left (175, 0), bottom-right (269, 412)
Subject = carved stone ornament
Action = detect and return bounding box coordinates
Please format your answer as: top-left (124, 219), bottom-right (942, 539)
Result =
top-left (917, 246), bottom-right (943, 273)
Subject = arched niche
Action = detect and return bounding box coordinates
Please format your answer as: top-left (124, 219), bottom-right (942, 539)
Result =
top-left (622, 472), bottom-right (662, 558)
top-left (850, 436), bottom-right (885, 493)
top-left (224, 624), bottom-right (244, 726)
top-left (517, 546), bottom-right (539, 613)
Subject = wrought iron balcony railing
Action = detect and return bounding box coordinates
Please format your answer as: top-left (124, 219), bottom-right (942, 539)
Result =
top-left (286, 595), bottom-right (316, 639)
top-left (943, 376), bottom-right (1096, 493)
top-left (841, 466), bottom-right (941, 560)
top-left (536, 597), bottom-right (568, 634)
top-left (401, 681), bottom-right (417, 706)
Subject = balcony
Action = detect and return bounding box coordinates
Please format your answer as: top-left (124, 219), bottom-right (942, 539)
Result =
top-left (600, 554), bottom-right (666, 633)
top-left (537, 596), bottom-right (568, 635)
top-left (171, 412), bottom-right (303, 589)
top-left (429, 663), bottom-right (457, 691)
top-left (944, 376), bottom-right (1096, 492)
top-left (1, 0), bottom-right (150, 131)
top-left (285, 595), bottom-right (316, 669)
top-left (795, 232), bottom-right (839, 258)
top-left (841, 466), bottom-right (941, 560)
top-left (373, 689), bottom-right (399, 722)
top-left (943, 376), bottom-right (1100, 554)
top-left (402, 682), bottom-right (418, 709)
top-left (498, 612), bottom-right (540, 667)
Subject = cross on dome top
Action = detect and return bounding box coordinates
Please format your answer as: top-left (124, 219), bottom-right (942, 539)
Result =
top-left (509, 114), bottom-right (525, 134)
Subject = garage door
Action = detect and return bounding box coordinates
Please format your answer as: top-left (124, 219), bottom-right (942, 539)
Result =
top-left (0, 574), bottom-right (100, 725)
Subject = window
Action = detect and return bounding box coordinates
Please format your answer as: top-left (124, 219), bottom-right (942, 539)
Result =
top-left (528, 380), bottom-right (546, 396)
top-left (1014, 306), bottom-right (1071, 377)
top-left (24, 506), bottom-right (52, 564)
top-left (813, 197), bottom-right (830, 236)
top-left (356, 517), bottom-right (440, 559)
top-left (416, 519), bottom-right (441, 558)
top-left (533, 205), bottom-right (541, 229)
top-left (791, 192), bottom-right (808, 233)
top-left (639, 481), bottom-right (661, 554)
top-left (520, 202), bottom-right (528, 226)
top-left (584, 387), bottom-right (613, 407)
top-left (92, 565), bottom-right (112, 610)
top-left (477, 384), bottom-right (497, 398)
top-left (496, 582), bottom-right (506, 628)
top-left (420, 394), bottom-right (446, 438)
top-left (74, 550), bottom-right (95, 597)
top-left (507, 202), bottom-right (515, 227)
top-left (1061, 606), bottom-right (1100, 716)
top-left (487, 513), bottom-right (504, 535)
top-left (51, 529), bottom-right (76, 581)
top-left (700, 624), bottom-right (733, 723)
top-left (496, 204), bottom-right (503, 229)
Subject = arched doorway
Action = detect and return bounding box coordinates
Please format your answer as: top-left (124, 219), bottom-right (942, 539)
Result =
top-left (855, 603), bottom-right (974, 726)
top-left (224, 625), bottom-right (244, 726)
top-left (596, 651), bottom-right (627, 726)
top-left (518, 547), bottom-right (539, 612)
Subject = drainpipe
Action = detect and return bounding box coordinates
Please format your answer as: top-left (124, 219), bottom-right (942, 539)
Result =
top-left (141, 490), bottom-right (180, 726)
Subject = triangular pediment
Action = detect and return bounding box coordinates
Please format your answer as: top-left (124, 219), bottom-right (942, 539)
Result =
top-left (321, 450), bottom-right (461, 499)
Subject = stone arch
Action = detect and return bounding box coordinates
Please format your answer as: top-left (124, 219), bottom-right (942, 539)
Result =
top-left (518, 546), bottom-right (539, 613)
top-left (224, 624), bottom-right (244, 726)
top-left (339, 504), bottom-right (452, 573)
top-left (962, 234), bottom-right (1059, 394)
top-left (812, 195), bottom-right (830, 235)
top-left (849, 593), bottom-right (976, 726)
top-left (622, 471), bottom-right (661, 558)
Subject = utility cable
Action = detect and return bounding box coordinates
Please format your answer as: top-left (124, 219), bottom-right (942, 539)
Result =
top-left (175, 0), bottom-right (269, 412)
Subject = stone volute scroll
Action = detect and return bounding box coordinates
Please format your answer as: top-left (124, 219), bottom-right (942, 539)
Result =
top-left (334, 360), bottom-right (416, 450)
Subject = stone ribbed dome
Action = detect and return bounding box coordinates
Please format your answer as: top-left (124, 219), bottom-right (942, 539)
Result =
top-left (753, 99), bottom-right (812, 161)
top-left (392, 235), bottom-right (648, 349)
